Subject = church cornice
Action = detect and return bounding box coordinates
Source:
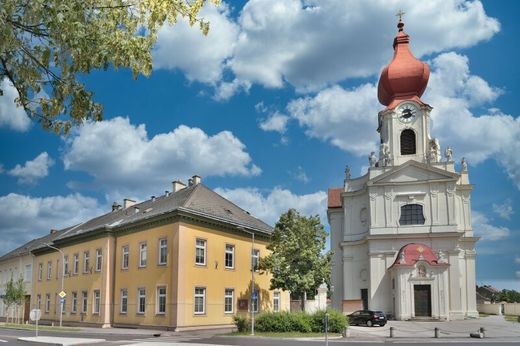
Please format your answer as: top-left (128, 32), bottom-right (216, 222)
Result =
top-left (367, 160), bottom-right (460, 186)
top-left (366, 231), bottom-right (463, 241)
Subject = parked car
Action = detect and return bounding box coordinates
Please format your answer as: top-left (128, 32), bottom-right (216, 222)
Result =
top-left (348, 310), bottom-right (387, 327)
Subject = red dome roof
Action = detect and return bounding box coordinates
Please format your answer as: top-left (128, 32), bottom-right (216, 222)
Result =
top-left (377, 21), bottom-right (430, 108)
top-left (391, 243), bottom-right (447, 268)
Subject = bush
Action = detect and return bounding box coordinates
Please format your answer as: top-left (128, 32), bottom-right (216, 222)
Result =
top-left (246, 309), bottom-right (346, 333)
top-left (311, 309), bottom-right (348, 333)
top-left (233, 315), bottom-right (249, 333)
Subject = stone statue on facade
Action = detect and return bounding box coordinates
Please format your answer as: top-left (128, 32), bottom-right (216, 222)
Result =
top-left (369, 151), bottom-right (377, 167)
top-left (379, 143), bottom-right (391, 167)
top-left (429, 138), bottom-right (441, 163)
top-left (461, 157), bottom-right (468, 172)
top-left (444, 146), bottom-right (453, 162)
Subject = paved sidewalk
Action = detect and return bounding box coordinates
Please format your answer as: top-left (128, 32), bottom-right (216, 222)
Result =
top-left (18, 336), bottom-right (106, 345)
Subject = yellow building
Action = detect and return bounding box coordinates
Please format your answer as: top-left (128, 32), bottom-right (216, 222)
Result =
top-left (31, 177), bottom-right (289, 329)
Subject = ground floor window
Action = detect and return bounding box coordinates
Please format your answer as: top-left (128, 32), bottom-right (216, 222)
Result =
top-left (157, 287), bottom-right (166, 314)
top-left (120, 289), bottom-right (128, 314)
top-left (138, 288), bottom-right (146, 314)
top-left (81, 291), bottom-right (88, 314)
top-left (71, 292), bottom-right (77, 313)
top-left (93, 290), bottom-right (100, 314)
top-left (224, 288), bottom-right (234, 314)
top-left (194, 287), bottom-right (206, 314)
top-left (273, 291), bottom-right (280, 312)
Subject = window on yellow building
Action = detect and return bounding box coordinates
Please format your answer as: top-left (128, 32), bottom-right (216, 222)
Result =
top-left (224, 288), bottom-right (234, 314)
top-left (139, 242), bottom-right (147, 268)
top-left (252, 249), bottom-right (260, 271)
top-left (122, 245), bottom-right (129, 269)
top-left (157, 286), bottom-right (166, 314)
top-left (93, 290), bottom-right (100, 314)
top-left (120, 289), bottom-right (128, 314)
top-left (81, 291), bottom-right (88, 314)
top-left (56, 259), bottom-right (59, 279)
top-left (195, 239), bottom-right (206, 265)
top-left (45, 294), bottom-right (50, 312)
top-left (225, 244), bottom-right (234, 269)
top-left (47, 261), bottom-right (52, 280)
top-left (158, 239), bottom-right (167, 265)
top-left (37, 294), bottom-right (41, 309)
top-left (137, 288), bottom-right (146, 314)
top-left (71, 292), bottom-right (77, 313)
top-left (64, 256), bottom-right (69, 275)
top-left (194, 287), bottom-right (206, 314)
top-left (38, 263), bottom-right (43, 281)
top-left (83, 251), bottom-right (90, 273)
top-left (95, 249), bottom-right (102, 272)
top-left (73, 253), bottom-right (79, 274)
top-left (273, 291), bottom-right (280, 312)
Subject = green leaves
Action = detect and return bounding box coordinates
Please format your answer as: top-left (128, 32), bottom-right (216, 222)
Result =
top-left (261, 209), bottom-right (332, 300)
top-left (0, 0), bottom-right (218, 134)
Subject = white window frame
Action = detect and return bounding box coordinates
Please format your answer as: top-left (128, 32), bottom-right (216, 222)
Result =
top-left (273, 291), bottom-right (280, 312)
top-left (252, 249), bottom-right (260, 271)
top-left (93, 290), bottom-right (100, 314)
top-left (83, 251), bottom-right (90, 273)
top-left (225, 244), bottom-right (234, 269)
top-left (224, 288), bottom-right (234, 314)
top-left (139, 242), bottom-right (147, 268)
top-left (45, 294), bottom-right (50, 312)
top-left (63, 256), bottom-right (69, 275)
top-left (38, 263), bottom-right (43, 281)
top-left (156, 286), bottom-right (167, 314)
top-left (95, 248), bottom-right (102, 272)
top-left (158, 238), bottom-right (168, 265)
top-left (122, 245), bottom-right (129, 269)
top-left (24, 264), bottom-right (32, 282)
top-left (195, 239), bottom-right (206, 266)
top-left (120, 289), bottom-right (128, 314)
top-left (73, 253), bottom-right (79, 274)
top-left (81, 290), bottom-right (88, 314)
top-left (47, 261), bottom-right (52, 280)
top-left (71, 292), bottom-right (78, 313)
top-left (37, 294), bottom-right (41, 309)
top-left (137, 288), bottom-right (146, 314)
top-left (194, 287), bottom-right (206, 315)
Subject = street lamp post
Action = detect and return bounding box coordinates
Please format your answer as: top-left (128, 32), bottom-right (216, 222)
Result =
top-left (44, 243), bottom-right (64, 327)
top-left (238, 227), bottom-right (255, 336)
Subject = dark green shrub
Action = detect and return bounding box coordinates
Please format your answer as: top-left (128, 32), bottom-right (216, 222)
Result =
top-left (233, 315), bottom-right (249, 333)
top-left (254, 311), bottom-right (312, 333)
top-left (311, 309), bottom-right (348, 333)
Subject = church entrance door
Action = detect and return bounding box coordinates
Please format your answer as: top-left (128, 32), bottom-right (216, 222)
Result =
top-left (414, 285), bottom-right (431, 317)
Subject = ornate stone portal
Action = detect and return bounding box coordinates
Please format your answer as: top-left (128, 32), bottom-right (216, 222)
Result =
top-left (327, 18), bottom-right (478, 320)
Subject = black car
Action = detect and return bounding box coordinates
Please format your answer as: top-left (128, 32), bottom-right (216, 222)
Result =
top-left (348, 310), bottom-right (387, 327)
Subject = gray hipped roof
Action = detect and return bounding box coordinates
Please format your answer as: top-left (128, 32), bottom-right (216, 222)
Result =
top-left (0, 228), bottom-right (68, 262)
top-left (41, 183), bottom-right (273, 246)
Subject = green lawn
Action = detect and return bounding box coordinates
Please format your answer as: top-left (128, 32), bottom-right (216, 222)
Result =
top-left (504, 315), bottom-right (520, 323)
top-left (0, 323), bottom-right (80, 332)
top-left (228, 331), bottom-right (342, 338)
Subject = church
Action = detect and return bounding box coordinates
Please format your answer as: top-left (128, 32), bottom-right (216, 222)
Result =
top-left (328, 18), bottom-right (478, 321)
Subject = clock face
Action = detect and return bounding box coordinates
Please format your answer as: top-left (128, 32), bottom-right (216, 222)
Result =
top-left (398, 103), bottom-right (419, 123)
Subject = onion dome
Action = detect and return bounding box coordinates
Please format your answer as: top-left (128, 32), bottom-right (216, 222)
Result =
top-left (377, 20), bottom-right (430, 108)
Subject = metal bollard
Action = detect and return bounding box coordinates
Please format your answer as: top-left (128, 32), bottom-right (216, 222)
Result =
top-left (389, 326), bottom-right (394, 338)
top-left (479, 327), bottom-right (485, 338)
top-left (434, 327), bottom-right (439, 338)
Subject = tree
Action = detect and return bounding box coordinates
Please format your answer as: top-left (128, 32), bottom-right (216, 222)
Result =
top-left (2, 275), bottom-right (26, 324)
top-left (261, 209), bottom-right (332, 311)
top-left (0, 0), bottom-right (218, 133)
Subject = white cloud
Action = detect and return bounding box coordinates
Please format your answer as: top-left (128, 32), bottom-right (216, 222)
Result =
top-left (62, 117), bottom-right (260, 200)
top-left (288, 84), bottom-right (379, 155)
top-left (492, 199), bottom-right (514, 220)
top-left (8, 152), bottom-right (54, 184)
top-left (291, 166), bottom-right (310, 184)
top-left (0, 193), bottom-right (104, 255)
top-left (515, 256), bottom-right (520, 265)
top-left (472, 211), bottom-right (510, 241)
top-left (214, 187), bottom-right (327, 226)
top-left (227, 0), bottom-right (499, 94)
top-left (153, 3), bottom-right (239, 84)
top-left (517, 271), bottom-right (520, 280)
top-left (259, 111), bottom-right (290, 133)
top-left (0, 78), bottom-right (31, 131)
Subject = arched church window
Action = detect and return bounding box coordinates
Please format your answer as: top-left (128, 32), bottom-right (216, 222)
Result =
top-left (399, 204), bottom-right (425, 225)
top-left (400, 129), bottom-right (416, 155)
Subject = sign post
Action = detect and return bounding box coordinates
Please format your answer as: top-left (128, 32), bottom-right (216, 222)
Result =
top-left (30, 309), bottom-right (41, 337)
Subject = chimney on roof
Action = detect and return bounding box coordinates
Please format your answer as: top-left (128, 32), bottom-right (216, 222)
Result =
top-left (112, 202), bottom-right (121, 212)
top-left (165, 190), bottom-right (170, 197)
top-left (192, 175), bottom-right (201, 185)
top-left (172, 180), bottom-right (186, 192)
top-left (151, 196), bottom-right (156, 202)
top-left (50, 229), bottom-right (58, 234)
top-left (124, 198), bottom-right (136, 209)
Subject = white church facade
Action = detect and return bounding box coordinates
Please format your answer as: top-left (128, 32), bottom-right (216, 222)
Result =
top-left (328, 19), bottom-right (478, 320)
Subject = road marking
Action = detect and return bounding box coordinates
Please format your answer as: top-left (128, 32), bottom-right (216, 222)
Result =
top-left (0, 340), bottom-right (8, 343)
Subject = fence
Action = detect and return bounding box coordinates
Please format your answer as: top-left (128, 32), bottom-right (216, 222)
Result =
top-left (477, 303), bottom-right (520, 316)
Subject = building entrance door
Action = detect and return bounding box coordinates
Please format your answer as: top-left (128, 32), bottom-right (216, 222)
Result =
top-left (361, 289), bottom-right (368, 310)
top-left (24, 295), bottom-right (31, 322)
top-left (414, 285), bottom-right (431, 317)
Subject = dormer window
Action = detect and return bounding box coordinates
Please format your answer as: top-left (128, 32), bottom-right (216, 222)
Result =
top-left (399, 204), bottom-right (425, 225)
top-left (400, 129), bottom-right (416, 155)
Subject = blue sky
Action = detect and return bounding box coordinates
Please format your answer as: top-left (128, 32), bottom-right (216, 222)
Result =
top-left (0, 0), bottom-right (519, 290)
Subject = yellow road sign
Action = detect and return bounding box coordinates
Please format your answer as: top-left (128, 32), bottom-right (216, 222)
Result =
top-left (58, 291), bottom-right (66, 298)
